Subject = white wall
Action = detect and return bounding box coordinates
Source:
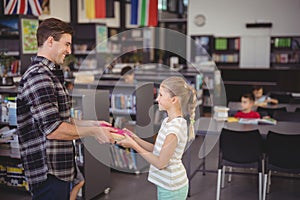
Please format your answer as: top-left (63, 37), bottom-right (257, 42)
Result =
top-left (39, 0), bottom-right (70, 22)
top-left (188, 0), bottom-right (300, 36)
top-left (188, 0), bottom-right (300, 68)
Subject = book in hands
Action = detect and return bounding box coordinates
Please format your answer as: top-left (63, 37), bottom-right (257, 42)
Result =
top-left (99, 123), bottom-right (132, 141)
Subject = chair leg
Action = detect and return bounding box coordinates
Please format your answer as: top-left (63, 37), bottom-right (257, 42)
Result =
top-left (262, 159), bottom-right (265, 175)
top-left (228, 167), bottom-right (232, 183)
top-left (262, 173), bottom-right (268, 200)
top-left (267, 171), bottom-right (271, 194)
top-left (221, 166), bottom-right (226, 188)
top-left (259, 172), bottom-right (262, 200)
top-left (216, 169), bottom-right (222, 200)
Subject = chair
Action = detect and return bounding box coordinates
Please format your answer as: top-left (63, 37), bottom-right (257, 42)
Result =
top-left (273, 111), bottom-right (300, 122)
top-left (269, 92), bottom-right (293, 103)
top-left (295, 107), bottom-right (300, 112)
top-left (216, 128), bottom-right (264, 200)
top-left (257, 106), bottom-right (287, 118)
top-left (262, 131), bottom-right (300, 200)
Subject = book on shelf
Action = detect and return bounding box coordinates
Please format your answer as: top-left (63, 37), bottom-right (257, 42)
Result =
top-left (215, 38), bottom-right (228, 50)
top-left (212, 53), bottom-right (239, 63)
top-left (70, 108), bottom-right (83, 120)
top-left (234, 38), bottom-right (240, 50)
top-left (111, 94), bottom-right (136, 111)
top-left (110, 144), bottom-right (137, 170)
top-left (272, 52), bottom-right (299, 64)
top-left (274, 38), bottom-right (291, 48)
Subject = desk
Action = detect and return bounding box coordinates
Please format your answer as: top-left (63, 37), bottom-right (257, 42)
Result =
top-left (196, 117), bottom-right (300, 137)
top-left (187, 117), bottom-right (300, 196)
top-left (228, 101), bottom-right (300, 112)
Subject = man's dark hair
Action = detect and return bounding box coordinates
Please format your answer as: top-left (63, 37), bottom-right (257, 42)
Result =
top-left (121, 66), bottom-right (134, 76)
top-left (242, 93), bottom-right (255, 101)
top-left (37, 18), bottom-right (73, 47)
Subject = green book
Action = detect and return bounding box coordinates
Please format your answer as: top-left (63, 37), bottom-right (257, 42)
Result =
top-left (215, 38), bottom-right (227, 50)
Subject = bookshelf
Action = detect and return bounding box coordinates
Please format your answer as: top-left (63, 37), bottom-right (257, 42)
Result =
top-left (107, 27), bottom-right (150, 64)
top-left (0, 15), bottom-right (39, 75)
top-left (189, 35), bottom-right (240, 67)
top-left (190, 35), bottom-right (214, 63)
top-left (0, 90), bottom-right (28, 191)
top-left (72, 23), bottom-right (113, 71)
top-left (187, 66), bottom-right (217, 116)
top-left (70, 89), bottom-right (111, 199)
top-left (270, 36), bottom-right (300, 68)
top-left (212, 37), bottom-right (240, 66)
top-left (109, 82), bottom-right (154, 174)
top-left (73, 81), bottom-right (154, 174)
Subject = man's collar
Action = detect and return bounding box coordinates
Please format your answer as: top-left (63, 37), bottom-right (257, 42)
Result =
top-left (31, 56), bottom-right (58, 70)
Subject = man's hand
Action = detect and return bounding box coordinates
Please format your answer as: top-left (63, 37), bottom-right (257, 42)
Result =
top-left (94, 126), bottom-right (116, 144)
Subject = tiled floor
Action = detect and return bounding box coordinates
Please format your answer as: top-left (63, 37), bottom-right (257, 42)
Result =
top-left (1, 136), bottom-right (300, 200)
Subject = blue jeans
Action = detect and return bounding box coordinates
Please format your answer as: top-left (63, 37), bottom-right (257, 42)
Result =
top-left (157, 184), bottom-right (188, 200)
top-left (32, 174), bottom-right (70, 200)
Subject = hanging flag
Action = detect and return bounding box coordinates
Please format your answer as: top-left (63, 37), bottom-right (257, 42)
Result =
top-left (85, 0), bottom-right (114, 19)
top-left (130, 0), bottom-right (139, 25)
top-left (147, 0), bottom-right (158, 27)
top-left (4, 0), bottom-right (43, 16)
top-left (131, 0), bottom-right (158, 27)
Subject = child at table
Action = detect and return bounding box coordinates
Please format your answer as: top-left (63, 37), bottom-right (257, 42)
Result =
top-left (234, 93), bottom-right (261, 119)
top-left (121, 65), bottom-right (135, 84)
top-left (252, 85), bottom-right (278, 106)
top-left (117, 76), bottom-right (196, 200)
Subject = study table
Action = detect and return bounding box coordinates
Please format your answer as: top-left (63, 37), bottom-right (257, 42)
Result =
top-left (186, 117), bottom-right (300, 196)
top-left (195, 117), bottom-right (300, 137)
top-left (228, 101), bottom-right (300, 112)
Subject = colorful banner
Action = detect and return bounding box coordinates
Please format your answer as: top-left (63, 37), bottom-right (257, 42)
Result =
top-left (85, 0), bottom-right (114, 19)
top-left (4, 0), bottom-right (43, 16)
top-left (131, 0), bottom-right (158, 27)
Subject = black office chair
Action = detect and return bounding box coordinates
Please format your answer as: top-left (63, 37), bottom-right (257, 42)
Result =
top-left (263, 131), bottom-right (300, 200)
top-left (269, 92), bottom-right (293, 103)
top-left (273, 111), bottom-right (300, 122)
top-left (216, 128), bottom-right (264, 200)
top-left (257, 106), bottom-right (287, 118)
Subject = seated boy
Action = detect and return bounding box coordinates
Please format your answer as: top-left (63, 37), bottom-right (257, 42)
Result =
top-left (252, 85), bottom-right (278, 106)
top-left (120, 66), bottom-right (135, 84)
top-left (234, 93), bottom-right (261, 119)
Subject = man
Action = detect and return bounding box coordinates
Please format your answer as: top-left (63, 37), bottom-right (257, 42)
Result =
top-left (17, 18), bottom-right (115, 199)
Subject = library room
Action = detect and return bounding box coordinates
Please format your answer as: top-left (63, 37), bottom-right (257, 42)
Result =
top-left (1, 0), bottom-right (300, 199)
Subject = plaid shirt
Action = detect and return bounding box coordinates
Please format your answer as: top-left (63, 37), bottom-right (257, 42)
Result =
top-left (17, 56), bottom-right (75, 191)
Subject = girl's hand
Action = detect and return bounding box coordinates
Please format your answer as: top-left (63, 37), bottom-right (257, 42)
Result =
top-left (122, 128), bottom-right (138, 140)
top-left (117, 134), bottom-right (137, 149)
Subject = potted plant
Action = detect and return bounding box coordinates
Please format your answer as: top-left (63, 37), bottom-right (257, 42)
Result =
top-left (0, 53), bottom-right (16, 86)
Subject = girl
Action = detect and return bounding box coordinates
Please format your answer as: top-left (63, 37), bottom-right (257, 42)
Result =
top-left (117, 76), bottom-right (196, 200)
